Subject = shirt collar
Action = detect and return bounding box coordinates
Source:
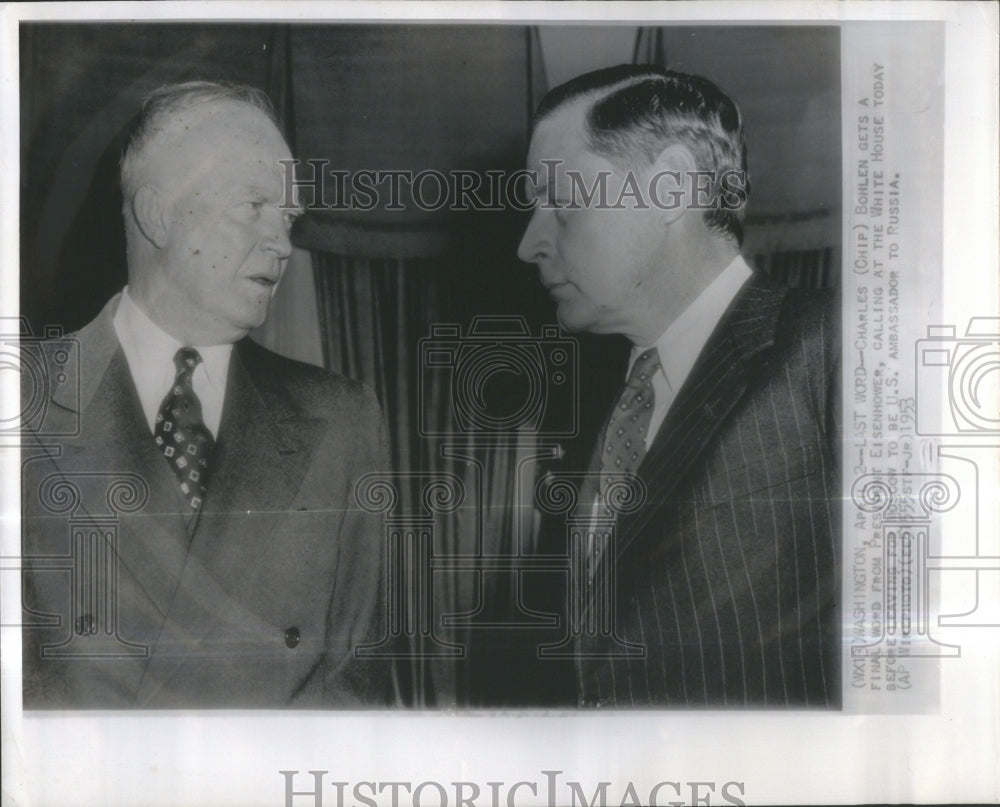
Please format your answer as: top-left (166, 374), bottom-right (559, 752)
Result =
top-left (115, 287), bottom-right (233, 385)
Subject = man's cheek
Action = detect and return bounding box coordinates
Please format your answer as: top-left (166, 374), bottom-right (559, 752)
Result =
top-left (223, 222), bottom-right (263, 262)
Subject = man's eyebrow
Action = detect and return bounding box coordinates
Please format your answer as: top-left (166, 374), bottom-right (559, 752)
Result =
top-left (532, 182), bottom-right (573, 202)
top-left (234, 183), bottom-right (270, 199)
top-left (239, 183), bottom-right (299, 207)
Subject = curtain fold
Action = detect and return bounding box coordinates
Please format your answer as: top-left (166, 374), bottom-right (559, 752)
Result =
top-left (313, 254), bottom-right (547, 705)
top-left (303, 25), bottom-right (550, 705)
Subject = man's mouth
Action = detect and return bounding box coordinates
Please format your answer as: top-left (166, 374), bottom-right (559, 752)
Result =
top-left (247, 274), bottom-right (279, 288)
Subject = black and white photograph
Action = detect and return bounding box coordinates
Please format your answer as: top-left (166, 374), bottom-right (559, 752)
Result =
top-left (2, 2), bottom-right (997, 805)
top-left (17, 19), bottom-right (842, 711)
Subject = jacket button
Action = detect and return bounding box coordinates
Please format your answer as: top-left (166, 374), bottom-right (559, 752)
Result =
top-left (284, 627), bottom-right (300, 649)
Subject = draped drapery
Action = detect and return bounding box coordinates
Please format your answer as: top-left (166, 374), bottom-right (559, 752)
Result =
top-left (312, 255), bottom-right (549, 705)
top-left (297, 26), bottom-right (551, 705)
top-left (209, 26), bottom-right (549, 704)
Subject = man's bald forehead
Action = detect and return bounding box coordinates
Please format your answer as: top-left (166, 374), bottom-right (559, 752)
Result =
top-left (151, 99), bottom-right (280, 154)
top-left (120, 82), bottom-right (282, 203)
top-left (124, 99), bottom-right (289, 200)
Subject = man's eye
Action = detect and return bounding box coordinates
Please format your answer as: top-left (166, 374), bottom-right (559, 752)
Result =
top-left (551, 200), bottom-right (575, 221)
top-left (544, 196), bottom-right (573, 210)
top-left (238, 200), bottom-right (266, 215)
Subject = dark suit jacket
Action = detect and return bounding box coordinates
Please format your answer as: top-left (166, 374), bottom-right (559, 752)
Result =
top-left (569, 273), bottom-right (841, 708)
top-left (21, 295), bottom-right (391, 708)
top-left (498, 273), bottom-right (840, 709)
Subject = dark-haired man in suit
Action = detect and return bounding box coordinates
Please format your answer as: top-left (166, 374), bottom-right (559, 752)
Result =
top-left (517, 66), bottom-right (839, 708)
top-left (22, 82), bottom-right (390, 708)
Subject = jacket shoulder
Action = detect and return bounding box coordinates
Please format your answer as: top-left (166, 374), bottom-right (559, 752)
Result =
top-left (237, 338), bottom-right (379, 417)
top-left (774, 283), bottom-right (839, 347)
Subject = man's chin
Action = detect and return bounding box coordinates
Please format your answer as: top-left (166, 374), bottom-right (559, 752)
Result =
top-left (554, 304), bottom-right (594, 334)
top-left (236, 302), bottom-right (273, 333)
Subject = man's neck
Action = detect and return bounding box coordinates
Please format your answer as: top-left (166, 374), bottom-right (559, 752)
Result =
top-left (625, 238), bottom-right (741, 347)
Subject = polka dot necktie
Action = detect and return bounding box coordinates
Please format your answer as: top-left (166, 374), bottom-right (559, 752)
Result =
top-left (154, 347), bottom-right (215, 512)
top-left (598, 347), bottom-right (660, 515)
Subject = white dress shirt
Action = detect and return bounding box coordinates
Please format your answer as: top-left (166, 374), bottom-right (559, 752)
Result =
top-left (586, 255), bottom-right (753, 535)
top-left (112, 287), bottom-right (233, 438)
top-left (628, 254), bottom-right (753, 449)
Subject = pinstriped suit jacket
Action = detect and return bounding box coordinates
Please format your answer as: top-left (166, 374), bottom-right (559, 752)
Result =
top-left (575, 273), bottom-right (840, 708)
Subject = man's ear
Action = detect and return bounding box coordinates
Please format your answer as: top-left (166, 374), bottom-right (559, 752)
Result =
top-left (647, 143), bottom-right (700, 224)
top-left (131, 185), bottom-right (170, 249)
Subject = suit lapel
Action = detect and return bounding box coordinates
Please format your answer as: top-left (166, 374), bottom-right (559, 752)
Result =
top-left (197, 339), bottom-right (321, 523)
top-left (40, 300), bottom-right (194, 686)
top-left (614, 275), bottom-right (789, 559)
top-left (41, 303), bottom-right (328, 703)
top-left (82, 349), bottom-right (195, 618)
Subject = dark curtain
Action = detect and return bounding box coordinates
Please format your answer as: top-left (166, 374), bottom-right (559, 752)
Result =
top-left (312, 250), bottom-right (564, 706)
top-left (633, 26), bottom-right (842, 288)
top-left (299, 27), bottom-right (556, 705)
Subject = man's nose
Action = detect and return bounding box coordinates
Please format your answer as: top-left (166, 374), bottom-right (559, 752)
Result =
top-left (516, 208), bottom-right (551, 265)
top-left (262, 214), bottom-right (293, 260)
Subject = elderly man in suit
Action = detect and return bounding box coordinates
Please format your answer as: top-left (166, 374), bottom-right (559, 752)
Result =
top-left (517, 66), bottom-right (839, 708)
top-left (21, 82), bottom-right (390, 708)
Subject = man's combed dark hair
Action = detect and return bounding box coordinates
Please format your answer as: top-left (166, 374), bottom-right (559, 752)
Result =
top-left (535, 65), bottom-right (750, 244)
top-left (119, 81), bottom-right (278, 205)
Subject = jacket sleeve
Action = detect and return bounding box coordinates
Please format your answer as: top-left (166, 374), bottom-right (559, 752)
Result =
top-left (318, 381), bottom-right (396, 707)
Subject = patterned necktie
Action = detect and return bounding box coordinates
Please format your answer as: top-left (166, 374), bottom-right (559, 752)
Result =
top-left (598, 347), bottom-right (660, 515)
top-left (154, 347), bottom-right (215, 512)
